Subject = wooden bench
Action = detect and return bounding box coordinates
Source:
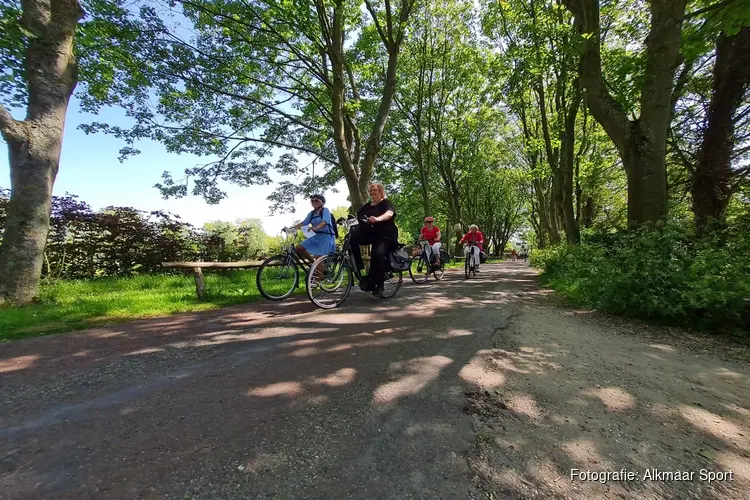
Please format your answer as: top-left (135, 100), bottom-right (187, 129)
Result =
top-left (165, 246), bottom-right (376, 301)
top-left (162, 261), bottom-right (264, 300)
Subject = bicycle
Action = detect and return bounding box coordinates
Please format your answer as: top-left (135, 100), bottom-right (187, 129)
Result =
top-left (409, 239), bottom-right (447, 284)
top-left (255, 227), bottom-right (312, 300)
top-left (464, 240), bottom-right (481, 279)
top-left (306, 216), bottom-right (403, 309)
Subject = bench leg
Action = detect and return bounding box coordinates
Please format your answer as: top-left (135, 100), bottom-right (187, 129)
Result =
top-left (193, 267), bottom-right (207, 301)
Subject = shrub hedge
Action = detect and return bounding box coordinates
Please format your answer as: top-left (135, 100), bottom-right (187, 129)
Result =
top-left (530, 220), bottom-right (750, 333)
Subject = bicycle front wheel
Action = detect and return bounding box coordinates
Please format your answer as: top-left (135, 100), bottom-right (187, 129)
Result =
top-left (465, 255), bottom-right (471, 279)
top-left (306, 254), bottom-right (353, 309)
top-left (256, 255), bottom-right (299, 300)
top-left (409, 254), bottom-right (430, 284)
top-left (380, 270), bottom-right (403, 299)
top-left (433, 261), bottom-right (445, 280)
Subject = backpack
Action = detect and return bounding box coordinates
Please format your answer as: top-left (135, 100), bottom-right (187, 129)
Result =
top-left (307, 209), bottom-right (339, 238)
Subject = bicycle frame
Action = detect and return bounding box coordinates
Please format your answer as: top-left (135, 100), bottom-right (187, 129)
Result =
top-left (333, 218), bottom-right (366, 282)
top-left (325, 216), bottom-right (398, 286)
top-left (277, 229), bottom-right (313, 273)
top-left (464, 240), bottom-right (481, 266)
top-left (417, 240), bottom-right (441, 267)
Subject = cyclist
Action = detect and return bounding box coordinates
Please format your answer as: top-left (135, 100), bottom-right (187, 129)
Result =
top-left (285, 194), bottom-right (336, 263)
top-left (459, 224), bottom-right (484, 272)
top-left (419, 216), bottom-right (442, 266)
top-left (351, 183), bottom-right (398, 297)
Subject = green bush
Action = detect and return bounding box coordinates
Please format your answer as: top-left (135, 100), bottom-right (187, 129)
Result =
top-left (531, 221), bottom-right (750, 333)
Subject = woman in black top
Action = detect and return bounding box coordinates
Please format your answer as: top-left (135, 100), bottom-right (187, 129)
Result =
top-left (352, 183), bottom-right (398, 297)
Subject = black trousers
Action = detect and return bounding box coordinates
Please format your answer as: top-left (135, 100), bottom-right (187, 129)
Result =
top-left (350, 230), bottom-right (396, 289)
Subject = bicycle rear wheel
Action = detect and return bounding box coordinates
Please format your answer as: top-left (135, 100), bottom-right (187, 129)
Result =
top-left (256, 255), bottom-right (299, 300)
top-left (409, 254), bottom-right (430, 284)
top-left (306, 254), bottom-right (353, 309)
top-left (380, 270), bottom-right (403, 298)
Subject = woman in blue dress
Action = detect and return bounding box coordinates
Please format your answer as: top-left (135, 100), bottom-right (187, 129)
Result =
top-left (286, 194), bottom-right (337, 262)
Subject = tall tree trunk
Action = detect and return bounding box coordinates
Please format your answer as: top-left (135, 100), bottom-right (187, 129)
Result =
top-left (563, 0), bottom-right (687, 227)
top-left (0, 0), bottom-right (84, 304)
top-left (692, 27), bottom-right (750, 229)
top-left (583, 197), bottom-right (595, 228)
top-left (561, 82), bottom-right (582, 243)
top-left (533, 177), bottom-right (554, 245)
top-left (547, 182), bottom-right (562, 244)
top-left (328, 2), bottom-right (363, 208)
top-left (357, 47), bottom-right (400, 204)
top-left (418, 146), bottom-right (431, 216)
top-left (328, 0), bottom-right (415, 210)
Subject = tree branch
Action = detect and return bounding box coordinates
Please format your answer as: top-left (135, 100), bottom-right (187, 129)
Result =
top-left (0, 105), bottom-right (24, 143)
top-left (150, 121), bottom-right (338, 165)
top-left (364, 0), bottom-right (390, 48)
top-left (384, 0), bottom-right (394, 44)
top-left (640, 0), bottom-right (688, 139)
top-left (685, 0), bottom-right (739, 19)
top-left (562, 0), bottom-right (630, 156)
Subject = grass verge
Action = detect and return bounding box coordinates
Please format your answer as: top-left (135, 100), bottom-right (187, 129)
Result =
top-left (0, 270), bottom-right (304, 342)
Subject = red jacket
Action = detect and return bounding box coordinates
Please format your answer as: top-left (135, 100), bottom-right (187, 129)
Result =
top-left (460, 230), bottom-right (484, 251)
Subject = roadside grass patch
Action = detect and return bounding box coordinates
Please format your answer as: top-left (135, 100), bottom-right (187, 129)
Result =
top-left (0, 270), bottom-right (300, 341)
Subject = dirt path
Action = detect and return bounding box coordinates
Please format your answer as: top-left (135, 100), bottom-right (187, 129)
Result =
top-left (1, 263), bottom-right (749, 499)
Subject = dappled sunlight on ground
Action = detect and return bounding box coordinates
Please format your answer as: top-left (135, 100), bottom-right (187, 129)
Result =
top-left (440, 328), bottom-right (474, 338)
top-left (0, 355), bottom-right (39, 374)
top-left (679, 405), bottom-right (750, 453)
top-left (466, 293), bottom-right (750, 499)
top-left (459, 353), bottom-right (506, 389)
top-left (373, 356), bottom-right (453, 407)
top-left (4, 263), bottom-right (750, 499)
top-left (248, 367), bottom-right (359, 401)
top-left (248, 381), bottom-right (304, 398)
top-left (124, 347), bottom-right (164, 356)
top-left (714, 367), bottom-right (747, 380)
top-left (584, 386), bottom-right (637, 412)
top-left (506, 393), bottom-right (544, 422)
top-left (717, 452), bottom-right (750, 483)
top-left (648, 343), bottom-right (677, 352)
top-left (312, 367), bottom-right (357, 387)
top-left (561, 438), bottom-right (616, 469)
top-left (723, 402), bottom-right (750, 420)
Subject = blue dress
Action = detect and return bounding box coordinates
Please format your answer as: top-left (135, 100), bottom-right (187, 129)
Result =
top-left (299, 207), bottom-right (337, 256)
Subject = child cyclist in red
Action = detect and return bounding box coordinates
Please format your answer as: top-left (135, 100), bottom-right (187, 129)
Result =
top-left (419, 216), bottom-right (442, 266)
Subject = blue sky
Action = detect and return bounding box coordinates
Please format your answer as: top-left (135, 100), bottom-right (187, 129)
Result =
top-left (0, 98), bottom-right (350, 235)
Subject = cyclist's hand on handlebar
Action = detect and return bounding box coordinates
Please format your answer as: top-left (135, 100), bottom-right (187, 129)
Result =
top-left (367, 216), bottom-right (378, 224)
